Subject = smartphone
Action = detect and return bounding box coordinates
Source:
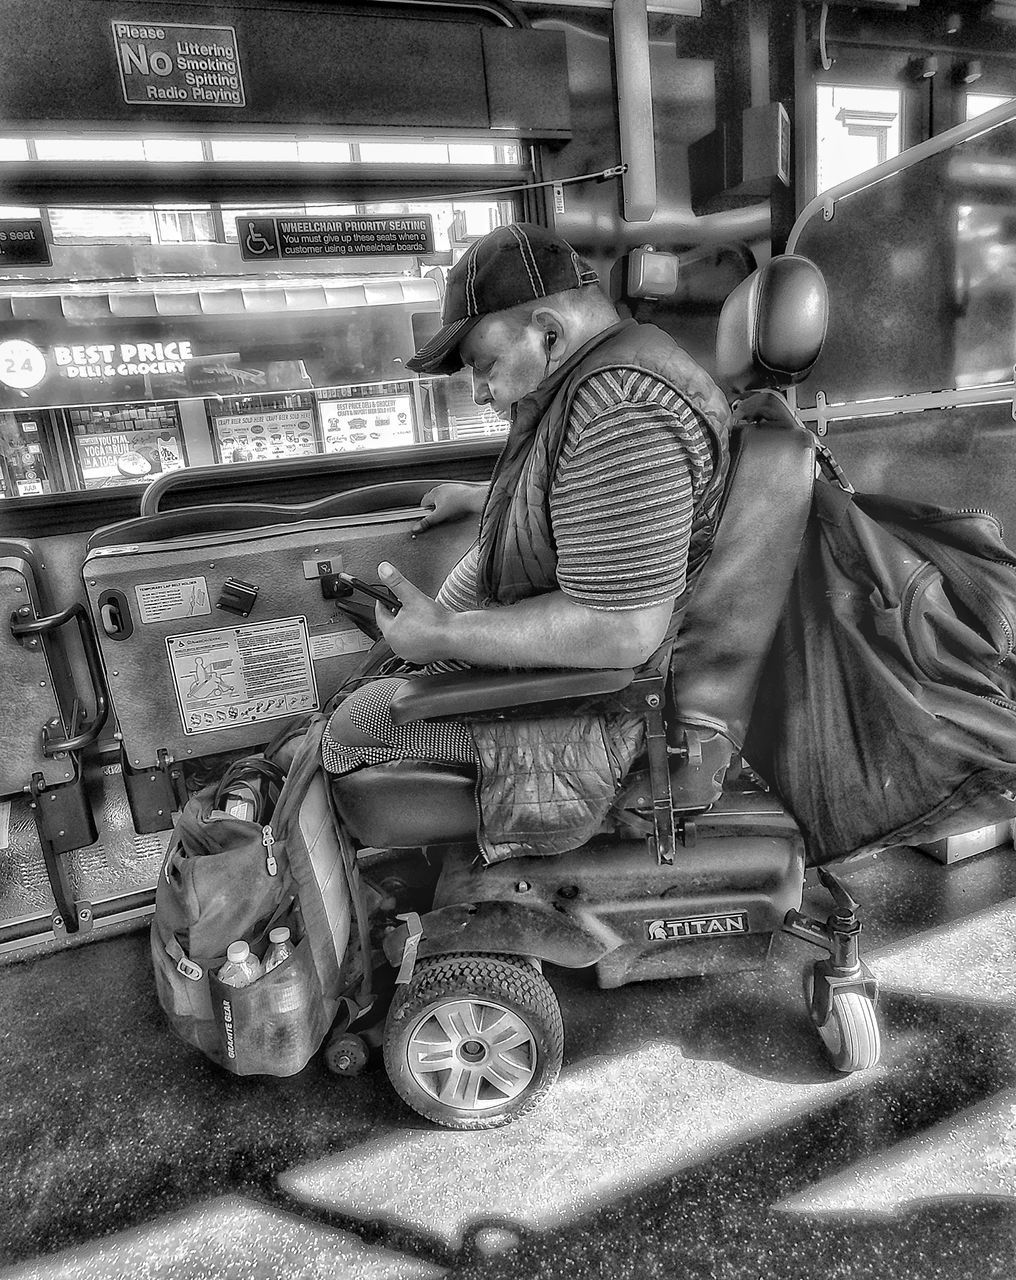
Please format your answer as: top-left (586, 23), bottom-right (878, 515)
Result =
top-left (336, 571), bottom-right (402, 613)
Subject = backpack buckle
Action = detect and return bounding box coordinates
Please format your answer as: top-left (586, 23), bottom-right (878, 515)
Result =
top-left (176, 956), bottom-right (203, 982)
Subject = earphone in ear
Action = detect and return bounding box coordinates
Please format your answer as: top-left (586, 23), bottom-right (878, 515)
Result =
top-left (546, 330), bottom-right (558, 350)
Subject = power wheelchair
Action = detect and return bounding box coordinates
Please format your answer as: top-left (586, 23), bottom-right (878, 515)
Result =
top-left (328, 254), bottom-right (882, 1130)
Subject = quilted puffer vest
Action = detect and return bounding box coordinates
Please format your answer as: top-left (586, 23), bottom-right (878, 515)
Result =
top-left (468, 320), bottom-right (731, 864)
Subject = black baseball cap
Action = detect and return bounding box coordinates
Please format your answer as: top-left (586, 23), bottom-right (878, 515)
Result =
top-left (407, 222), bottom-right (600, 376)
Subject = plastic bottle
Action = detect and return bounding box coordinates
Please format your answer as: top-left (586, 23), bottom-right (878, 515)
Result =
top-left (264, 926), bottom-right (309, 1051)
top-left (264, 926), bottom-right (295, 973)
top-left (216, 940), bottom-right (262, 988)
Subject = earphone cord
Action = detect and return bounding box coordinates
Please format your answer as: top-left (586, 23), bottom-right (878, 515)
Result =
top-left (543, 333), bottom-right (557, 383)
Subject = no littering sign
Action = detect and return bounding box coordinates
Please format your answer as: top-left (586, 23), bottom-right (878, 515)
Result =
top-left (112, 20), bottom-right (246, 107)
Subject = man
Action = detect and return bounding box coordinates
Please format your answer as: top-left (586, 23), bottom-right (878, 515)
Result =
top-left (322, 222), bottom-right (731, 863)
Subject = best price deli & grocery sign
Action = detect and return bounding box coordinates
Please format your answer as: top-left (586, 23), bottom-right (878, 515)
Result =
top-left (1, 330), bottom-right (256, 409)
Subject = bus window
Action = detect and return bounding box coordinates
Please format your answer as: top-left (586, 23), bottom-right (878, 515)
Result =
top-left (816, 85), bottom-right (902, 194)
top-left (967, 93), bottom-right (1015, 121)
top-left (0, 131), bottom-right (523, 499)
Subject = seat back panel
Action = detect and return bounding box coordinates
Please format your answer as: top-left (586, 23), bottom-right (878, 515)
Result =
top-left (670, 421), bottom-right (816, 751)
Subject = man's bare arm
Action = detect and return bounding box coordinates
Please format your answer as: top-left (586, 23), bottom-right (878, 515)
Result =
top-left (374, 562), bottom-right (672, 669)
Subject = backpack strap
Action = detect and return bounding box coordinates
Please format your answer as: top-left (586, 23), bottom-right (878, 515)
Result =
top-left (161, 931), bottom-right (205, 983)
top-left (325, 780), bottom-right (376, 1007)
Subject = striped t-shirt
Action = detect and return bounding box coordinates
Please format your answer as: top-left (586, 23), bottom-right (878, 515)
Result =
top-left (438, 367), bottom-right (716, 613)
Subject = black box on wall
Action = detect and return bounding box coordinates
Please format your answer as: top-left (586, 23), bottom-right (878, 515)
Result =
top-left (690, 102), bottom-right (790, 213)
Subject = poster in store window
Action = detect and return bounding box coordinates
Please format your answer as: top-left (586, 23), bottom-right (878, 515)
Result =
top-left (318, 393), bottom-right (416, 453)
top-left (74, 427), bottom-right (186, 488)
top-left (212, 409), bottom-right (319, 463)
top-left (0, 414), bottom-right (49, 498)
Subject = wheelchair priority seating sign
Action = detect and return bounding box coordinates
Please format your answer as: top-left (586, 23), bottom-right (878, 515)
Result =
top-left (646, 911), bottom-right (749, 941)
top-left (238, 215), bottom-right (434, 260)
top-left (0, 219), bottom-right (49, 267)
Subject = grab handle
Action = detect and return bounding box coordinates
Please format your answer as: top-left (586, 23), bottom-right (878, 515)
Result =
top-left (140, 462), bottom-right (451, 518)
top-left (10, 602), bottom-right (110, 754)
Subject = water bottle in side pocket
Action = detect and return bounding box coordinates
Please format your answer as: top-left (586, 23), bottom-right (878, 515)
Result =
top-left (217, 941), bottom-right (262, 988)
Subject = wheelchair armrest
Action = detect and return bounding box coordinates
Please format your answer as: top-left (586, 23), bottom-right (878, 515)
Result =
top-left (388, 665), bottom-right (636, 724)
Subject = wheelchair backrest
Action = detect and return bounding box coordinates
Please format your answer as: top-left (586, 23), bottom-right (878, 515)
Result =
top-left (714, 253), bottom-right (828, 395)
top-left (666, 255), bottom-right (827, 806)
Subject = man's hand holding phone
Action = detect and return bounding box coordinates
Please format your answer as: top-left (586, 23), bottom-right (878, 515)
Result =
top-left (336, 571), bottom-right (402, 614)
top-left (366, 562), bottom-right (458, 664)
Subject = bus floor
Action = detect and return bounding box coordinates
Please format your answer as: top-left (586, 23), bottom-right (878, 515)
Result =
top-left (1, 841), bottom-right (1015, 1280)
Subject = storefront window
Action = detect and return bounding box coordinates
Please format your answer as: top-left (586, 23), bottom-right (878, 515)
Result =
top-left (0, 411), bottom-right (49, 498)
top-left (68, 402), bottom-right (187, 489)
top-left (318, 383), bottom-right (419, 452)
top-left (0, 280), bottom-right (455, 486)
top-left (0, 127), bottom-right (522, 497)
top-left (207, 394), bottom-right (319, 463)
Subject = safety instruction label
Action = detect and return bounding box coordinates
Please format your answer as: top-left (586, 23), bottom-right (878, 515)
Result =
top-left (167, 616), bottom-right (319, 735)
top-left (136, 576), bottom-right (211, 623)
top-left (309, 628), bottom-right (373, 660)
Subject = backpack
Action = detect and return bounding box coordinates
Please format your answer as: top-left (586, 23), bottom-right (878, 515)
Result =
top-left (150, 714), bottom-right (374, 1075)
top-left (745, 457), bottom-right (1016, 865)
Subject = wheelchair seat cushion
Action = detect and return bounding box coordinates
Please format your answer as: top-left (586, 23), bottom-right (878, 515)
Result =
top-left (330, 761), bottom-right (477, 848)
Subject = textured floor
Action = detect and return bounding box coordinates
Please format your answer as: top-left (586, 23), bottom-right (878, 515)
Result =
top-left (2, 842), bottom-right (1016, 1279)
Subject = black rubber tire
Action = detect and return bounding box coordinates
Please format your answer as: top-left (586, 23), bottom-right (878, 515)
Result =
top-left (804, 967), bottom-right (881, 1073)
top-left (383, 954), bottom-right (564, 1130)
top-left (324, 1032), bottom-right (370, 1077)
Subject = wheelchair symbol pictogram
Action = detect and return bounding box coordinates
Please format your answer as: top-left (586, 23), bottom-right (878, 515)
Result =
top-left (242, 219), bottom-right (280, 259)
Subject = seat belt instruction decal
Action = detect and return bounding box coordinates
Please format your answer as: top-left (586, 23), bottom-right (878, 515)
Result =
top-left (308, 628), bottom-right (373, 660)
top-left (167, 615), bottom-right (318, 734)
top-left (136, 576), bottom-right (210, 623)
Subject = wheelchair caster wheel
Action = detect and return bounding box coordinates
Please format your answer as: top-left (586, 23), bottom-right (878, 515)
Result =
top-left (325, 1032), bottom-right (369, 1077)
top-left (805, 968), bottom-right (880, 1073)
top-left (383, 953), bottom-right (564, 1130)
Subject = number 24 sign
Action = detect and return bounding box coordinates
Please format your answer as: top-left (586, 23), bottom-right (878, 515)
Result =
top-left (0, 339), bottom-right (47, 392)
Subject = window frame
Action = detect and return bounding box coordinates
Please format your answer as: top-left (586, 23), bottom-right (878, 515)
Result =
top-left (799, 40), bottom-right (930, 208)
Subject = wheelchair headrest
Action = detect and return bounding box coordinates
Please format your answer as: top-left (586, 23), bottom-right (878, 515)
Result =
top-left (715, 254), bottom-right (828, 394)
